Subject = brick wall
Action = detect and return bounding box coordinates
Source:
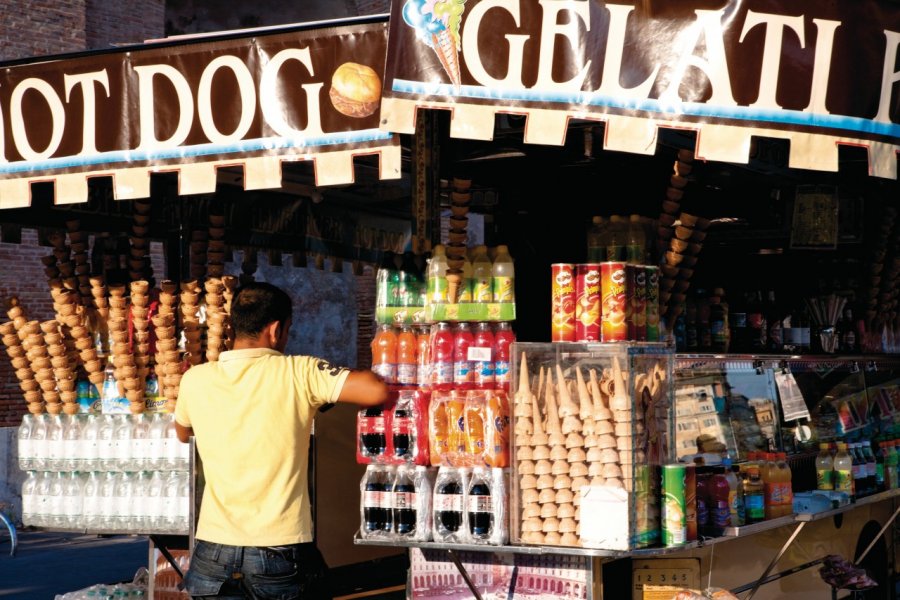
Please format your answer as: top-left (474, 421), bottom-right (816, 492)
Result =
top-left (0, 0), bottom-right (87, 61)
top-left (86, 0), bottom-right (166, 49)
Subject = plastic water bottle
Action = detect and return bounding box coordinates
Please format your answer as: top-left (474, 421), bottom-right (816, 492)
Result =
top-left (163, 415), bottom-right (183, 471)
top-left (34, 471), bottom-right (52, 528)
top-left (162, 471), bottom-right (180, 532)
top-left (31, 415), bottom-right (48, 471)
top-left (114, 472), bottom-right (133, 531)
top-left (63, 472), bottom-right (85, 529)
top-left (98, 415), bottom-right (117, 472)
top-left (147, 471), bottom-right (165, 531)
top-left (63, 415), bottom-right (83, 472)
top-left (21, 471), bottom-right (37, 526)
top-left (131, 471), bottom-right (149, 533)
top-left (81, 414), bottom-right (100, 472)
top-left (130, 415), bottom-right (150, 472)
top-left (175, 472), bottom-right (191, 534)
top-left (99, 471), bottom-right (118, 531)
top-left (114, 415), bottom-right (133, 471)
top-left (146, 413), bottom-right (166, 471)
top-left (82, 472), bottom-right (103, 531)
top-left (47, 415), bottom-right (65, 471)
top-left (17, 414), bottom-right (34, 471)
top-left (48, 471), bottom-right (66, 528)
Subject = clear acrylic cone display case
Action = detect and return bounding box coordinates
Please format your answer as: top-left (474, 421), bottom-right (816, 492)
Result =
top-left (510, 342), bottom-right (673, 551)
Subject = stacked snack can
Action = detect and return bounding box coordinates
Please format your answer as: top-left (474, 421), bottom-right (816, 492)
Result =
top-left (550, 264), bottom-right (575, 342)
top-left (661, 463), bottom-right (686, 546)
top-left (627, 265), bottom-right (647, 341)
top-left (575, 264), bottom-right (601, 342)
top-left (645, 266), bottom-right (660, 342)
top-left (600, 261), bottom-right (628, 342)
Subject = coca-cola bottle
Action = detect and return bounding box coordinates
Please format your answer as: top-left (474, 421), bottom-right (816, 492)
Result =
top-left (392, 391), bottom-right (418, 463)
top-left (433, 466), bottom-right (468, 542)
top-left (360, 464), bottom-right (388, 538)
top-left (358, 406), bottom-right (387, 460)
top-left (466, 466), bottom-right (493, 542)
top-left (391, 465), bottom-right (417, 537)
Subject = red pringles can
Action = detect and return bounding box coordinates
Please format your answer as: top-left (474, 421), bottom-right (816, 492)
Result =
top-left (627, 265), bottom-right (647, 341)
top-left (551, 264), bottom-right (576, 342)
top-left (600, 261), bottom-right (628, 341)
top-left (645, 266), bottom-right (660, 342)
top-left (575, 264), bottom-right (601, 342)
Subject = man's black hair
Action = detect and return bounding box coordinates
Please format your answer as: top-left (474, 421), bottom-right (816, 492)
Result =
top-left (231, 282), bottom-right (293, 338)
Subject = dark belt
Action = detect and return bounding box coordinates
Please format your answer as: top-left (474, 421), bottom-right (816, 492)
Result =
top-left (258, 542), bottom-right (315, 561)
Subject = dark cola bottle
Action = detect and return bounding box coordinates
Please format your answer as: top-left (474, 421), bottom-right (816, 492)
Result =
top-left (392, 465), bottom-right (417, 537)
top-left (433, 466), bottom-right (467, 541)
top-left (467, 466), bottom-right (493, 541)
top-left (392, 391), bottom-right (418, 462)
top-left (359, 406), bottom-right (386, 459)
top-left (360, 464), bottom-right (386, 538)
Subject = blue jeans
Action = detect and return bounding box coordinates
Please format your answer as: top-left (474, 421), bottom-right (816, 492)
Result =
top-left (181, 540), bottom-right (331, 599)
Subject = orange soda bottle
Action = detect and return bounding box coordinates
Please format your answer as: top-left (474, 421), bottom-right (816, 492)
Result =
top-left (429, 393), bottom-right (450, 465)
top-left (396, 325), bottom-right (417, 386)
top-left (484, 390), bottom-right (510, 467)
top-left (464, 391), bottom-right (487, 464)
top-left (415, 324), bottom-right (431, 387)
top-left (446, 391), bottom-right (467, 462)
top-left (371, 324), bottom-right (397, 384)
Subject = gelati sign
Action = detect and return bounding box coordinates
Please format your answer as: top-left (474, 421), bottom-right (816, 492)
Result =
top-left (0, 20), bottom-right (400, 206)
top-left (381, 0), bottom-right (900, 178)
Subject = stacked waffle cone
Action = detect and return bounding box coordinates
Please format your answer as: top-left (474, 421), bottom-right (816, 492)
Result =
top-left (65, 219), bottom-right (92, 307)
top-left (1, 302), bottom-right (44, 414)
top-left (130, 199), bottom-right (153, 282)
top-left (204, 278), bottom-right (227, 362)
top-left (515, 353), bottom-right (662, 548)
top-left (660, 212), bottom-right (709, 320)
top-left (180, 281), bottom-right (203, 367)
top-left (446, 177), bottom-right (471, 302)
top-left (190, 231), bottom-right (208, 281)
top-left (154, 281), bottom-right (182, 413)
top-left (207, 213), bottom-right (226, 279)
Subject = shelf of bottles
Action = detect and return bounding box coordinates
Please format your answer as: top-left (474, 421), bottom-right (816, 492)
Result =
top-left (18, 412), bottom-right (191, 535)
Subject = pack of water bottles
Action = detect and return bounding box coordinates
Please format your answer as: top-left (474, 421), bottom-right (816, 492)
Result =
top-left (359, 463), bottom-right (433, 542)
top-left (359, 464), bottom-right (508, 545)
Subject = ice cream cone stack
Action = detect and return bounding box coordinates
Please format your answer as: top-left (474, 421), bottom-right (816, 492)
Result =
top-left (1, 309), bottom-right (43, 414)
top-left (180, 281), bottom-right (202, 367)
top-left (64, 220), bottom-right (92, 307)
top-left (204, 278), bottom-right (227, 362)
top-left (152, 310), bottom-right (181, 413)
top-left (43, 320), bottom-right (75, 413)
top-left (207, 212), bottom-right (226, 279)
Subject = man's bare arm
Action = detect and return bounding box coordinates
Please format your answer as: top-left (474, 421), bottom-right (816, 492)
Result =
top-left (175, 421), bottom-right (194, 443)
top-left (336, 370), bottom-right (389, 406)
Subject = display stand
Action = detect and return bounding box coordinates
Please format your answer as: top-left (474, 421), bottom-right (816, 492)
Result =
top-left (356, 489), bottom-right (900, 599)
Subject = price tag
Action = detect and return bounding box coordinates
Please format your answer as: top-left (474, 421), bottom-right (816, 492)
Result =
top-left (632, 558), bottom-right (701, 600)
top-left (774, 371), bottom-right (810, 422)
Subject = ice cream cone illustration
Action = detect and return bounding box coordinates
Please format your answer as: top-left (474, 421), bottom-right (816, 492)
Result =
top-left (403, 0), bottom-right (466, 91)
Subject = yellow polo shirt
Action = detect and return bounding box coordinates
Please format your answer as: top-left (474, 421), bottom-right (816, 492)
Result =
top-left (174, 348), bottom-right (349, 546)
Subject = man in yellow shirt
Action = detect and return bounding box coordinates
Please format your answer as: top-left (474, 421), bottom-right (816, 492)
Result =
top-left (175, 282), bottom-right (388, 599)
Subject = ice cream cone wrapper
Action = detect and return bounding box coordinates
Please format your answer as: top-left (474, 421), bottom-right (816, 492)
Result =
top-left (432, 31), bottom-right (461, 90)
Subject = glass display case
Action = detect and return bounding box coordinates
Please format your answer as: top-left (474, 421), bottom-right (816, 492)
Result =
top-left (509, 342), bottom-right (673, 551)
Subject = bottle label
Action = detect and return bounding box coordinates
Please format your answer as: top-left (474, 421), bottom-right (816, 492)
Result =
top-left (363, 490), bottom-right (384, 507)
top-left (372, 363), bottom-right (396, 383)
top-left (495, 360), bottom-right (510, 384)
top-left (467, 494), bottom-right (492, 513)
top-left (712, 500), bottom-right (730, 527)
top-left (434, 493), bottom-right (463, 512)
top-left (765, 482), bottom-right (784, 507)
top-left (427, 277), bottom-right (449, 304)
top-left (867, 460), bottom-right (876, 479)
top-left (457, 283), bottom-right (473, 304)
top-left (393, 491), bottom-right (417, 510)
top-left (728, 491), bottom-right (741, 524)
top-left (852, 463), bottom-right (863, 481)
top-left (473, 279), bottom-right (492, 303)
top-left (397, 363), bottom-right (417, 385)
top-left (359, 416), bottom-right (385, 435)
top-left (453, 361), bottom-right (471, 384)
top-left (492, 277), bottom-right (514, 303)
top-left (817, 468), bottom-right (834, 490)
top-left (876, 464), bottom-right (884, 486)
top-left (48, 439), bottom-right (64, 460)
top-left (834, 469), bottom-right (853, 493)
top-left (432, 361), bottom-right (454, 385)
top-left (745, 493), bottom-right (765, 520)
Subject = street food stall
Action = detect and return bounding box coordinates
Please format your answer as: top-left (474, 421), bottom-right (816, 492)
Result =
top-left (2, 1), bottom-right (900, 598)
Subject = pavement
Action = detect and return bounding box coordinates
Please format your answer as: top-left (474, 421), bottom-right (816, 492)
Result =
top-left (0, 529), bottom-right (149, 598)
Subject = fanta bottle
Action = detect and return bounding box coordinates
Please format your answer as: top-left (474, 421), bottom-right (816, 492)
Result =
top-left (415, 324), bottom-right (431, 387)
top-left (777, 452), bottom-right (794, 516)
top-left (396, 325), bottom-right (417, 386)
top-left (429, 394), bottom-right (450, 465)
top-left (447, 392), bottom-right (467, 461)
top-left (761, 452), bottom-right (782, 519)
top-left (485, 391), bottom-right (510, 467)
top-left (464, 391), bottom-right (487, 464)
top-left (493, 322), bottom-right (515, 392)
top-left (472, 322), bottom-right (495, 387)
top-left (430, 322), bottom-right (455, 390)
top-left (371, 324), bottom-right (397, 384)
top-left (453, 323), bottom-right (474, 389)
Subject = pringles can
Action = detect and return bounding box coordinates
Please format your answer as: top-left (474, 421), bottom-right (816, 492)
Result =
top-left (551, 264), bottom-right (576, 342)
top-left (600, 261), bottom-right (628, 341)
top-left (662, 463), bottom-right (687, 546)
top-left (645, 266), bottom-right (660, 342)
top-left (575, 263), bottom-right (601, 342)
top-left (627, 265), bottom-right (647, 341)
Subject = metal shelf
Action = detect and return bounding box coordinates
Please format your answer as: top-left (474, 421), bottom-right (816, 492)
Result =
top-left (355, 488), bottom-right (900, 560)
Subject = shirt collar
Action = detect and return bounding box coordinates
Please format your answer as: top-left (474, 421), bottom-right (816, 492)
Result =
top-left (218, 348), bottom-right (284, 362)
